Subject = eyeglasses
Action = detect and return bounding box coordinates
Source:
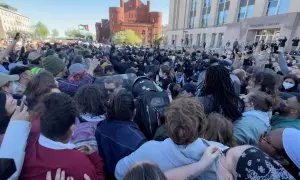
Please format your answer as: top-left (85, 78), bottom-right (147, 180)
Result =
top-left (260, 130), bottom-right (282, 153)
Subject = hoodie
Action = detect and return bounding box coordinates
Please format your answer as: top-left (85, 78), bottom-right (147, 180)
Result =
top-left (115, 138), bottom-right (226, 180)
top-left (234, 110), bottom-right (270, 145)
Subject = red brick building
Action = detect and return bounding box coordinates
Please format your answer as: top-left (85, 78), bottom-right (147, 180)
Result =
top-left (109, 0), bottom-right (162, 45)
top-left (95, 19), bottom-right (110, 43)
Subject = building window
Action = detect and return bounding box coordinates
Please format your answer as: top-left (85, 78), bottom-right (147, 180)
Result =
top-left (238, 0), bottom-right (255, 21)
top-left (217, 0), bottom-right (230, 25)
top-left (188, 0), bottom-right (197, 29)
top-left (210, 33), bottom-right (217, 47)
top-left (202, 33), bottom-right (206, 43)
top-left (267, 0), bottom-right (291, 16)
top-left (217, 33), bottom-right (224, 47)
top-left (201, 0), bottom-right (211, 27)
top-left (190, 34), bottom-right (193, 46)
top-left (197, 34), bottom-right (201, 46)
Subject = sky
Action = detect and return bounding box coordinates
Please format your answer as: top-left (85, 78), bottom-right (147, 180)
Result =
top-left (4, 0), bottom-right (170, 37)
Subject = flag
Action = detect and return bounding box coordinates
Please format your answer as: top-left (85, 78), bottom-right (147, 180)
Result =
top-left (78, 25), bottom-right (89, 31)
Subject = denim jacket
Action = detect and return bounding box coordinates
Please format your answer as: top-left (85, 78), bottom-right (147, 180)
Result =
top-left (95, 120), bottom-right (147, 178)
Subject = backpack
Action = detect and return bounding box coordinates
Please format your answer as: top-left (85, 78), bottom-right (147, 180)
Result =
top-left (132, 77), bottom-right (170, 139)
top-left (134, 91), bottom-right (170, 139)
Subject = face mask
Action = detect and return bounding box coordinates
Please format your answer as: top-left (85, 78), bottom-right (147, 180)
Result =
top-left (283, 82), bottom-right (295, 90)
top-left (11, 82), bottom-right (26, 95)
top-left (159, 70), bottom-right (164, 78)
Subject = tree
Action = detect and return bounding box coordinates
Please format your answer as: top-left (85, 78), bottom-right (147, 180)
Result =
top-left (113, 30), bottom-right (142, 45)
top-left (65, 28), bottom-right (85, 39)
top-left (51, 29), bottom-right (59, 38)
top-left (34, 21), bottom-right (49, 39)
top-left (153, 34), bottom-right (163, 48)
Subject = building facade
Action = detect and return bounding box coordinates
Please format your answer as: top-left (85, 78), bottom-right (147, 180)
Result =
top-left (167, 0), bottom-right (300, 50)
top-left (109, 0), bottom-right (162, 45)
top-left (95, 19), bottom-right (110, 43)
top-left (0, 6), bottom-right (31, 39)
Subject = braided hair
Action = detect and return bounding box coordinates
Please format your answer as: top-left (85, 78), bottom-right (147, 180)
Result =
top-left (202, 65), bottom-right (243, 121)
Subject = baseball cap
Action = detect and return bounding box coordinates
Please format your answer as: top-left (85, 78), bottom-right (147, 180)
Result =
top-left (0, 73), bottom-right (19, 87)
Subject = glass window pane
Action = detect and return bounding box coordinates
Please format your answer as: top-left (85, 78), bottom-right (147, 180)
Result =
top-left (267, 0), bottom-right (279, 16)
top-left (278, 0), bottom-right (290, 14)
top-left (248, 0), bottom-right (255, 5)
top-left (223, 10), bottom-right (228, 23)
top-left (225, 1), bottom-right (230, 10)
top-left (238, 6), bottom-right (246, 20)
top-left (240, 0), bottom-right (247, 7)
top-left (246, 4), bottom-right (254, 18)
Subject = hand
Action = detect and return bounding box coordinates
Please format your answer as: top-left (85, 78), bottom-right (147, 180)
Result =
top-left (89, 58), bottom-right (100, 71)
top-left (199, 146), bottom-right (221, 171)
top-left (76, 145), bottom-right (95, 155)
top-left (10, 98), bottom-right (29, 122)
top-left (46, 169), bottom-right (74, 180)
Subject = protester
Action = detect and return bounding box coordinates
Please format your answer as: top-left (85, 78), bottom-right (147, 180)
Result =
top-left (218, 145), bottom-right (294, 179)
top-left (271, 94), bottom-right (300, 130)
top-left (95, 89), bottom-right (147, 179)
top-left (158, 64), bottom-right (173, 90)
top-left (234, 91), bottom-right (274, 145)
top-left (115, 98), bottom-right (226, 180)
top-left (259, 128), bottom-right (300, 178)
top-left (9, 66), bottom-right (32, 96)
top-left (204, 113), bottom-right (235, 147)
top-left (0, 92), bottom-right (18, 143)
top-left (0, 73), bottom-right (19, 94)
top-left (71, 84), bottom-right (107, 152)
top-left (279, 74), bottom-right (299, 94)
top-left (0, 102), bottom-right (30, 179)
top-left (20, 93), bottom-right (105, 180)
top-left (199, 65), bottom-right (244, 121)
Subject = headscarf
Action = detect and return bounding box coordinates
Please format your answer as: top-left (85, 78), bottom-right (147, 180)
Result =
top-left (236, 147), bottom-right (294, 180)
top-left (0, 92), bottom-right (9, 134)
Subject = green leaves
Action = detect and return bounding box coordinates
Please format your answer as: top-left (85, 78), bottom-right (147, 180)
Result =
top-left (34, 21), bottom-right (49, 39)
top-left (113, 30), bottom-right (142, 45)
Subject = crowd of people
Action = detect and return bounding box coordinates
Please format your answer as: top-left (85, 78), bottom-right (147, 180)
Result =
top-left (0, 32), bottom-right (300, 180)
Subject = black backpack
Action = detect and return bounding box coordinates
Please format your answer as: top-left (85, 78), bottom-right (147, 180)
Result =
top-left (132, 77), bottom-right (170, 139)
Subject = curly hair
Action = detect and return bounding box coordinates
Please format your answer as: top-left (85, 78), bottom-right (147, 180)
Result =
top-left (204, 113), bottom-right (235, 147)
top-left (165, 98), bottom-right (207, 145)
top-left (38, 93), bottom-right (78, 141)
top-left (74, 84), bottom-right (107, 116)
top-left (106, 89), bottom-right (135, 121)
top-left (202, 65), bottom-right (243, 121)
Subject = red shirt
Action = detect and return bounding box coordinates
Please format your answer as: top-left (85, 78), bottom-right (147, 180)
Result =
top-left (20, 134), bottom-right (105, 180)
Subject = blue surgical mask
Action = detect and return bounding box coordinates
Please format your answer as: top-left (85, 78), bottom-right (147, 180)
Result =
top-left (283, 82), bottom-right (295, 90)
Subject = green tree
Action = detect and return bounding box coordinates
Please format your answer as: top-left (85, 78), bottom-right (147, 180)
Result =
top-left (153, 34), bottom-right (163, 48)
top-left (34, 22), bottom-right (49, 39)
top-left (113, 30), bottom-right (142, 45)
top-left (65, 28), bottom-right (85, 39)
top-left (51, 29), bottom-right (59, 38)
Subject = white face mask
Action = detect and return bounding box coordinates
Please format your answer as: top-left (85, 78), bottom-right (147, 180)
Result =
top-left (159, 70), bottom-right (164, 78)
top-left (283, 82), bottom-right (295, 90)
top-left (11, 81), bottom-right (26, 95)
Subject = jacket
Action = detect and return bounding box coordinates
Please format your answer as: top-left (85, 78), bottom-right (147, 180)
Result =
top-left (271, 115), bottom-right (300, 130)
top-left (20, 134), bottom-right (105, 180)
top-left (57, 74), bottom-right (94, 96)
top-left (71, 114), bottom-right (105, 152)
top-left (234, 110), bottom-right (270, 145)
top-left (0, 120), bottom-right (31, 179)
top-left (95, 120), bottom-right (147, 178)
top-left (115, 138), bottom-right (227, 180)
